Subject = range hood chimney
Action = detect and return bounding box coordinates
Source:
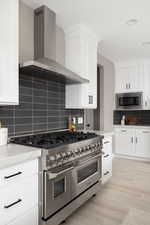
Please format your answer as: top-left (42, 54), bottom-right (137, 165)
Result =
top-left (20, 6), bottom-right (89, 84)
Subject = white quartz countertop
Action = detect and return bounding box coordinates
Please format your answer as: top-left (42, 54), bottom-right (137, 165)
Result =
top-left (0, 144), bottom-right (41, 169)
top-left (114, 125), bottom-right (150, 129)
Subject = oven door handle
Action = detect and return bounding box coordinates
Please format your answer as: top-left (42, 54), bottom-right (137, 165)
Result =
top-left (77, 153), bottom-right (102, 166)
top-left (47, 166), bottom-right (74, 180)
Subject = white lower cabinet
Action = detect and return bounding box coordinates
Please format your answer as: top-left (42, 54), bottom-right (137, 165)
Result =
top-left (0, 159), bottom-right (38, 225)
top-left (115, 127), bottom-right (150, 159)
top-left (7, 207), bottom-right (38, 225)
top-left (102, 137), bottom-right (112, 184)
top-left (115, 128), bottom-right (135, 156)
top-left (135, 129), bottom-right (150, 158)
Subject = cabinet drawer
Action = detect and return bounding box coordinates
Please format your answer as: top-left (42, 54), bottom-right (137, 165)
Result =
top-left (102, 157), bottom-right (112, 172)
top-left (6, 206), bottom-right (38, 225)
top-left (0, 175), bottom-right (38, 225)
top-left (102, 160), bottom-right (112, 184)
top-left (102, 137), bottom-right (112, 155)
top-left (0, 159), bottom-right (38, 188)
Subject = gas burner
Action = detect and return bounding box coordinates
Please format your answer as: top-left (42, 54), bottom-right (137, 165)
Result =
top-left (10, 131), bottom-right (98, 149)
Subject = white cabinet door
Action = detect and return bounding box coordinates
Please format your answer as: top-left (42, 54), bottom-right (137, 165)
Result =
top-left (115, 128), bottom-right (135, 156)
top-left (115, 62), bottom-right (143, 93)
top-left (65, 24), bottom-right (98, 109)
top-left (7, 207), bottom-right (38, 225)
top-left (143, 60), bottom-right (150, 109)
top-left (135, 129), bottom-right (150, 158)
top-left (0, 0), bottom-right (19, 105)
top-left (128, 64), bottom-right (143, 92)
top-left (115, 66), bottom-right (129, 93)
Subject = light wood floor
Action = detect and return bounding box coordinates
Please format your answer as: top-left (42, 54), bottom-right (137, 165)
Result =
top-left (64, 158), bottom-right (150, 225)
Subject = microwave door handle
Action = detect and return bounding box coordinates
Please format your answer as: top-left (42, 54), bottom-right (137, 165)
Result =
top-left (47, 166), bottom-right (74, 180)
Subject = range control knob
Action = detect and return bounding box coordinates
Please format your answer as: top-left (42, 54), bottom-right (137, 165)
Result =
top-left (56, 153), bottom-right (62, 160)
top-left (49, 156), bottom-right (56, 162)
top-left (61, 152), bottom-right (67, 158)
top-left (77, 148), bottom-right (82, 153)
top-left (74, 149), bottom-right (79, 154)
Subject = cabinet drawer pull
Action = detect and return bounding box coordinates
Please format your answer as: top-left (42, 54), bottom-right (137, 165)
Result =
top-left (4, 199), bottom-right (22, 209)
top-left (131, 137), bottom-right (133, 143)
top-left (121, 130), bottom-right (127, 132)
top-left (104, 171), bottom-right (110, 176)
top-left (104, 154), bottom-right (109, 158)
top-left (104, 141), bottom-right (110, 144)
top-left (143, 131), bottom-right (150, 134)
top-left (4, 171), bottom-right (22, 179)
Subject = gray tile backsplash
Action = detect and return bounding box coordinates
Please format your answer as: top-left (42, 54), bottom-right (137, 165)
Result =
top-left (0, 74), bottom-right (84, 136)
top-left (114, 110), bottom-right (150, 125)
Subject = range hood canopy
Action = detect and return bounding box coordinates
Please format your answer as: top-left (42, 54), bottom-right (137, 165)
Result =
top-left (20, 5), bottom-right (89, 84)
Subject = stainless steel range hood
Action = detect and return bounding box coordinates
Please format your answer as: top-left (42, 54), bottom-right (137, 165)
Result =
top-left (19, 6), bottom-right (89, 84)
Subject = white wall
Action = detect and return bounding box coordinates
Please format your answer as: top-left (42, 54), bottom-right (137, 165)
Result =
top-left (98, 54), bottom-right (115, 131)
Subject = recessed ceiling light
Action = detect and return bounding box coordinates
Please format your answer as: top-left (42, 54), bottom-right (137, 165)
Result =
top-left (126, 19), bottom-right (139, 26)
top-left (142, 41), bottom-right (150, 46)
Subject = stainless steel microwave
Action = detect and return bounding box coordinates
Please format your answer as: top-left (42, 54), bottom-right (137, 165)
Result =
top-left (116, 92), bottom-right (143, 110)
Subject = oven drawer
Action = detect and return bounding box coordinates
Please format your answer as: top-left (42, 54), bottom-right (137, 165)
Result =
top-left (0, 175), bottom-right (38, 225)
top-left (72, 155), bottom-right (101, 198)
top-left (0, 159), bottom-right (38, 188)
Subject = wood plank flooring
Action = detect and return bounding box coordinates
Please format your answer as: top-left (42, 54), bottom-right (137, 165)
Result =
top-left (64, 158), bottom-right (150, 225)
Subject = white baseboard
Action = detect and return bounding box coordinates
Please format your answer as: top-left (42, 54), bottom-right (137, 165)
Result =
top-left (113, 153), bottom-right (150, 162)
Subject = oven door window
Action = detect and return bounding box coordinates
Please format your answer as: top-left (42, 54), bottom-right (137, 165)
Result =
top-left (77, 161), bottom-right (98, 183)
top-left (53, 177), bottom-right (66, 199)
top-left (119, 96), bottom-right (139, 106)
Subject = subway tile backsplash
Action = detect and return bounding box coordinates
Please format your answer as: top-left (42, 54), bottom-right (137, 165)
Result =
top-left (0, 74), bottom-right (84, 136)
top-left (114, 110), bottom-right (150, 125)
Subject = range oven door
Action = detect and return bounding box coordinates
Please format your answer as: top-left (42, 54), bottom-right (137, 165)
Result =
top-left (43, 165), bottom-right (73, 220)
top-left (71, 154), bottom-right (101, 199)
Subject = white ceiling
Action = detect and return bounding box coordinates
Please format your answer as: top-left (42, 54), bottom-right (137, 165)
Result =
top-left (22, 0), bottom-right (150, 63)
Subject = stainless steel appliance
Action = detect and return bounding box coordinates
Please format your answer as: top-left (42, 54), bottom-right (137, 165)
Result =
top-left (116, 92), bottom-right (143, 110)
top-left (19, 6), bottom-right (89, 85)
top-left (10, 131), bottom-right (103, 225)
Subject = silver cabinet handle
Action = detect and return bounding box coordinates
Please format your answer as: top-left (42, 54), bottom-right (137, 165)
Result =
top-left (131, 137), bottom-right (133, 143)
top-left (104, 141), bottom-right (110, 144)
top-left (129, 83), bottom-right (131, 89)
top-left (126, 83), bottom-right (128, 89)
top-left (145, 101), bottom-right (148, 107)
top-left (104, 154), bottom-right (110, 158)
top-left (135, 137), bottom-right (138, 144)
top-left (104, 171), bottom-right (110, 176)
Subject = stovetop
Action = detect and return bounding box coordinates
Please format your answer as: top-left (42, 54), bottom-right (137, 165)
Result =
top-left (10, 131), bottom-right (98, 149)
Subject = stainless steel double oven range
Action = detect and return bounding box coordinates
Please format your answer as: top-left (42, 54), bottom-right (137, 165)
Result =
top-left (11, 131), bottom-right (103, 225)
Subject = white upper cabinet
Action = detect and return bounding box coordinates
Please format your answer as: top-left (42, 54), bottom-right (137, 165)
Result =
top-left (0, 0), bottom-right (19, 105)
top-left (65, 24), bottom-right (98, 108)
top-left (115, 61), bottom-right (144, 93)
